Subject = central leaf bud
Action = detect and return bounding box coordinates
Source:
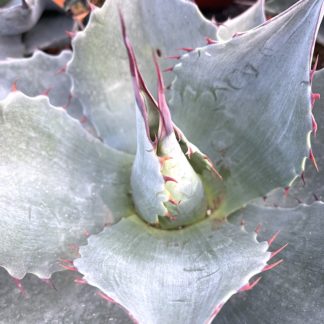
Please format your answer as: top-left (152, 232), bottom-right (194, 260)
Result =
top-left (120, 13), bottom-right (223, 229)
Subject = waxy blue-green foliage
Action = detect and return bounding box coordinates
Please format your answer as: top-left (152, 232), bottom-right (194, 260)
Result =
top-left (0, 0), bottom-right (324, 323)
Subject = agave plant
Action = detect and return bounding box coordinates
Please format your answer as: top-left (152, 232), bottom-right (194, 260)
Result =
top-left (1, 0), bottom-right (324, 323)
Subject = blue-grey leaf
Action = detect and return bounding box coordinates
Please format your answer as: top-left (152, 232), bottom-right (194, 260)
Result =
top-left (0, 92), bottom-right (133, 279)
top-left (76, 215), bottom-right (270, 323)
top-left (171, 0), bottom-right (323, 219)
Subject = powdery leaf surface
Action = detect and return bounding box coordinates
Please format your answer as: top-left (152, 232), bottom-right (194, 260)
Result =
top-left (0, 92), bottom-right (133, 279)
top-left (75, 215), bottom-right (271, 324)
top-left (170, 0), bottom-right (323, 218)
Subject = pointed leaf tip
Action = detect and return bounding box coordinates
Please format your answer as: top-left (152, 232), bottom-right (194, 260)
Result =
top-left (153, 53), bottom-right (173, 138)
top-left (171, 0), bottom-right (324, 218)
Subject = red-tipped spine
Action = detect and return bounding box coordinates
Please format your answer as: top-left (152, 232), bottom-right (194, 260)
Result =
top-left (153, 53), bottom-right (174, 139)
top-left (309, 149), bottom-right (319, 172)
top-left (311, 93), bottom-right (320, 107)
top-left (11, 80), bottom-right (18, 92)
top-left (268, 230), bottom-right (280, 247)
top-left (163, 176), bottom-right (178, 183)
top-left (312, 114), bottom-right (318, 136)
top-left (239, 277), bottom-right (262, 292)
top-left (255, 224), bottom-right (262, 235)
top-left (270, 243), bottom-right (288, 259)
top-left (262, 259), bottom-right (283, 272)
top-left (206, 37), bottom-right (217, 45)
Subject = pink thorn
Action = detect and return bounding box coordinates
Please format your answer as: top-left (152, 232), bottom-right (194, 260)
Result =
top-left (61, 264), bottom-right (77, 272)
top-left (312, 114), bottom-right (318, 137)
top-left (310, 55), bottom-right (319, 82)
top-left (203, 155), bottom-right (223, 180)
top-left (60, 258), bottom-right (73, 265)
top-left (65, 31), bottom-right (76, 39)
top-left (153, 53), bottom-right (174, 138)
top-left (163, 175), bottom-right (178, 183)
top-left (12, 278), bottom-right (25, 295)
top-left (270, 243), bottom-right (288, 259)
top-left (239, 277), bottom-right (262, 292)
top-left (97, 291), bottom-right (117, 304)
top-left (168, 197), bottom-right (181, 206)
top-left (206, 37), bottom-right (217, 45)
top-left (311, 93), bottom-right (321, 107)
top-left (165, 55), bottom-right (181, 60)
top-left (163, 67), bottom-right (174, 73)
top-left (178, 47), bottom-right (193, 52)
top-left (284, 186), bottom-right (290, 197)
top-left (268, 230), bottom-right (280, 247)
top-left (74, 277), bottom-right (88, 285)
top-left (42, 88), bottom-right (51, 96)
top-left (262, 259), bottom-right (283, 272)
top-left (309, 149), bottom-right (319, 172)
top-left (11, 80), bottom-right (18, 92)
top-left (119, 10), bottom-right (156, 142)
top-left (255, 224), bottom-right (262, 235)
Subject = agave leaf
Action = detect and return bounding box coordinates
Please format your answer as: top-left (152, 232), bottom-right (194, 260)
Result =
top-left (170, 0), bottom-right (323, 219)
top-left (0, 0), bottom-right (45, 36)
top-left (218, 0), bottom-right (266, 41)
top-left (0, 92), bottom-right (133, 279)
top-left (24, 13), bottom-right (74, 55)
top-left (255, 68), bottom-right (324, 208)
top-left (75, 215), bottom-right (271, 324)
top-left (67, 0), bottom-right (217, 154)
top-left (0, 268), bottom-right (131, 323)
top-left (131, 105), bottom-right (168, 224)
top-left (0, 50), bottom-right (87, 123)
top-left (217, 202), bottom-right (324, 323)
top-left (0, 34), bottom-right (24, 59)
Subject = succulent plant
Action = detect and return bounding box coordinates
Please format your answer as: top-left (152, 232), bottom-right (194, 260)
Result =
top-left (1, 0), bottom-right (324, 323)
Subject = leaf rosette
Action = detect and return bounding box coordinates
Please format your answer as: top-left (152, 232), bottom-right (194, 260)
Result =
top-left (0, 0), bottom-right (324, 323)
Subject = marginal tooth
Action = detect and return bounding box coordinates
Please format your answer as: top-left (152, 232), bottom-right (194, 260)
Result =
top-left (262, 259), bottom-right (283, 272)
